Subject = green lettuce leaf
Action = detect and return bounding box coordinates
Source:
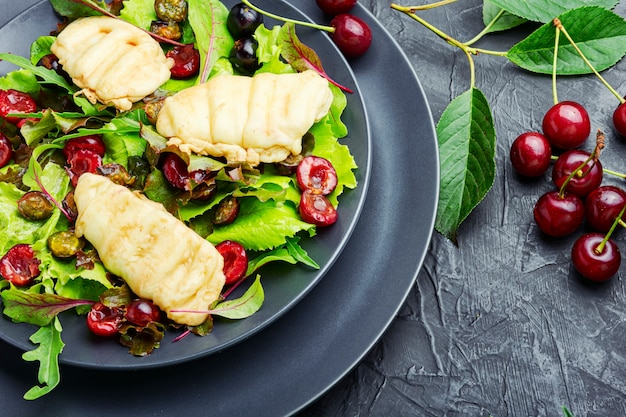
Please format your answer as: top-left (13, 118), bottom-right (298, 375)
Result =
top-left (208, 197), bottom-right (315, 251)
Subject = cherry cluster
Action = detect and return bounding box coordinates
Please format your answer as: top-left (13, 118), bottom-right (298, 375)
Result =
top-left (510, 101), bottom-right (626, 282)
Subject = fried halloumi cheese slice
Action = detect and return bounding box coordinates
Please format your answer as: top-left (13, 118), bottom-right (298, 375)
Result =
top-left (51, 16), bottom-right (173, 111)
top-left (74, 173), bottom-right (225, 326)
top-left (155, 70), bottom-right (333, 166)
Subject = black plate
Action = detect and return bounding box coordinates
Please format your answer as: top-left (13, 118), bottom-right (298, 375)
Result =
top-left (0, 0), bottom-right (370, 369)
top-left (0, 0), bottom-right (438, 415)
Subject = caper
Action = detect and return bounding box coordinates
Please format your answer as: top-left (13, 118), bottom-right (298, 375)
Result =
top-left (150, 20), bottom-right (182, 41)
top-left (47, 230), bottom-right (85, 258)
top-left (98, 163), bottom-right (135, 186)
top-left (154, 0), bottom-right (188, 22)
top-left (17, 191), bottom-right (54, 220)
top-left (213, 195), bottom-right (240, 225)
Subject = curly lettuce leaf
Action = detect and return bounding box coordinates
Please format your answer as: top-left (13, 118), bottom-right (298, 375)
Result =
top-left (208, 197), bottom-right (315, 251)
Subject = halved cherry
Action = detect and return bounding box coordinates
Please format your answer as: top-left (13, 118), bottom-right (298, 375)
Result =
top-left (0, 244), bottom-right (41, 287)
top-left (215, 240), bottom-right (248, 285)
top-left (299, 189), bottom-right (338, 227)
top-left (125, 299), bottom-right (161, 327)
top-left (63, 135), bottom-right (106, 160)
top-left (161, 153), bottom-right (190, 189)
top-left (296, 156), bottom-right (338, 195)
top-left (87, 302), bottom-right (123, 337)
top-left (0, 89), bottom-right (37, 124)
top-left (66, 149), bottom-right (103, 187)
top-left (166, 44), bottom-right (200, 79)
top-left (0, 132), bottom-right (13, 168)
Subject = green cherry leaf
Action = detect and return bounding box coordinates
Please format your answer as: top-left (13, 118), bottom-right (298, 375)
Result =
top-left (487, 0), bottom-right (618, 23)
top-left (435, 87), bottom-right (496, 243)
top-left (506, 6), bottom-right (626, 75)
top-left (482, 0), bottom-right (527, 34)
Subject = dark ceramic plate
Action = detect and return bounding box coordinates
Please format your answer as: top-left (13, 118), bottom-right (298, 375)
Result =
top-left (0, 0), bottom-right (438, 415)
top-left (0, 0), bottom-right (370, 369)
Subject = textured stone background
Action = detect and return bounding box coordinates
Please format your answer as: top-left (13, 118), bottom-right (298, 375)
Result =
top-left (300, 0), bottom-right (626, 416)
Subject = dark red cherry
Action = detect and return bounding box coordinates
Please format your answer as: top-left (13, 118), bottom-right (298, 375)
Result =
top-left (613, 101), bottom-right (626, 137)
top-left (166, 44), bottom-right (200, 79)
top-left (330, 14), bottom-right (372, 58)
top-left (87, 302), bottom-right (123, 337)
top-left (227, 2), bottom-right (264, 39)
top-left (63, 135), bottom-right (106, 160)
top-left (66, 149), bottom-right (103, 187)
top-left (161, 153), bottom-right (190, 190)
top-left (551, 150), bottom-right (602, 197)
top-left (571, 233), bottom-right (621, 282)
top-left (0, 244), bottom-right (41, 286)
top-left (542, 101), bottom-right (590, 149)
top-left (533, 190), bottom-right (584, 237)
top-left (585, 185), bottom-right (626, 232)
top-left (509, 132), bottom-right (552, 177)
top-left (215, 240), bottom-right (248, 285)
top-left (0, 89), bottom-right (37, 125)
top-left (125, 299), bottom-right (161, 327)
top-left (316, 0), bottom-right (357, 15)
top-left (0, 132), bottom-right (13, 168)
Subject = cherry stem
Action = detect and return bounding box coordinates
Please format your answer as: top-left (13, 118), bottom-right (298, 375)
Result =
top-left (465, 8), bottom-right (506, 46)
top-left (553, 18), bottom-right (625, 105)
top-left (390, 4), bottom-right (508, 89)
top-left (557, 130), bottom-right (604, 198)
top-left (240, 0), bottom-right (334, 33)
top-left (596, 203), bottom-right (626, 254)
top-left (551, 25), bottom-right (560, 105)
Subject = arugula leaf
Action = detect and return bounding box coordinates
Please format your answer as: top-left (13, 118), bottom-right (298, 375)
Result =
top-left (245, 236), bottom-right (320, 274)
top-left (1, 289), bottom-right (93, 326)
top-left (285, 236), bottom-right (319, 269)
top-left (21, 317), bottom-right (64, 401)
top-left (435, 87), bottom-right (496, 243)
top-left (507, 6), bottom-right (626, 75)
top-left (0, 53), bottom-right (74, 92)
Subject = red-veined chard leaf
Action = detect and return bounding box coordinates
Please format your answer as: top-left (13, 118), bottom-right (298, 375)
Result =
top-left (506, 6), bottom-right (626, 75)
top-left (21, 317), bottom-right (64, 400)
top-left (488, 0), bottom-right (617, 23)
top-left (171, 276), bottom-right (264, 320)
top-left (1, 288), bottom-right (93, 327)
top-left (211, 275), bottom-right (264, 319)
top-left (482, 0), bottom-right (527, 34)
top-left (187, 0), bottom-right (234, 83)
top-left (278, 23), bottom-right (352, 93)
top-left (435, 87), bottom-right (496, 243)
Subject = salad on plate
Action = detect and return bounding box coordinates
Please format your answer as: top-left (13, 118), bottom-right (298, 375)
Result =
top-left (0, 0), bottom-right (359, 399)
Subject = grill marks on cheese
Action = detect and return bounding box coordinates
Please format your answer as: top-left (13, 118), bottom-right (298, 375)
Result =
top-left (51, 16), bottom-right (173, 111)
top-left (74, 173), bottom-right (225, 326)
top-left (156, 70), bottom-right (334, 166)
